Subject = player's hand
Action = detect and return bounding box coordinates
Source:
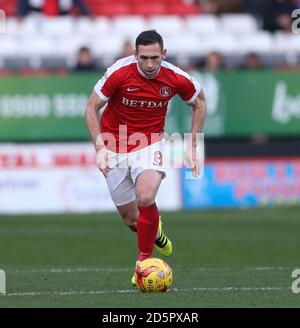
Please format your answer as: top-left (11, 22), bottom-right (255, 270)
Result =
top-left (96, 145), bottom-right (110, 177)
top-left (184, 146), bottom-right (200, 178)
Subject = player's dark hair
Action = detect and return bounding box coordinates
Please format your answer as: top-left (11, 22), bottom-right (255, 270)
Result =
top-left (135, 30), bottom-right (164, 52)
top-left (78, 46), bottom-right (91, 53)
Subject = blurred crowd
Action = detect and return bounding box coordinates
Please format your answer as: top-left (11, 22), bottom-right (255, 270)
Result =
top-left (71, 45), bottom-right (297, 74)
top-left (203, 0), bottom-right (299, 33)
top-left (0, 0), bottom-right (299, 74)
top-left (12, 0), bottom-right (300, 34)
top-left (17, 0), bottom-right (91, 17)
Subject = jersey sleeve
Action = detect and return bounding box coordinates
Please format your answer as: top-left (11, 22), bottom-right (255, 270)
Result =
top-left (94, 68), bottom-right (121, 102)
top-left (176, 72), bottom-right (201, 105)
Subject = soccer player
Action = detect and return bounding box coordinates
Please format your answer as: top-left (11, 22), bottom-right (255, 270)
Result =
top-left (85, 30), bottom-right (206, 285)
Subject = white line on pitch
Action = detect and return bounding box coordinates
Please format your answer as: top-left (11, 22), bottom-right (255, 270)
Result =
top-left (177, 267), bottom-right (292, 272)
top-left (1, 289), bottom-right (138, 297)
top-left (9, 268), bottom-right (131, 273)
top-left (0, 286), bottom-right (288, 297)
top-left (7, 266), bottom-right (292, 274)
top-left (190, 287), bottom-right (286, 291)
top-left (244, 266), bottom-right (290, 271)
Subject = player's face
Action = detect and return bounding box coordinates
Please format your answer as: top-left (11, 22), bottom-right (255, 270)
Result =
top-left (135, 43), bottom-right (167, 79)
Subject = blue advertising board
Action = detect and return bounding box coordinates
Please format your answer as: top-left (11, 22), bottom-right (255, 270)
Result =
top-left (181, 158), bottom-right (300, 209)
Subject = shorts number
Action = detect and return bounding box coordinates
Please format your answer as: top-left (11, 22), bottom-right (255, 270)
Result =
top-left (153, 151), bottom-right (163, 166)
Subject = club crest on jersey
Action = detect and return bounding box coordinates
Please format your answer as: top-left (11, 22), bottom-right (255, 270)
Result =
top-left (160, 86), bottom-right (171, 97)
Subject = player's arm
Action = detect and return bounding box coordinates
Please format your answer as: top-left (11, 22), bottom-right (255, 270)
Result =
top-left (185, 89), bottom-right (206, 177)
top-left (84, 90), bottom-right (106, 151)
top-left (84, 90), bottom-right (109, 176)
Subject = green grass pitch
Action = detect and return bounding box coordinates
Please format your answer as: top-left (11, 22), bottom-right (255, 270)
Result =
top-left (0, 207), bottom-right (299, 308)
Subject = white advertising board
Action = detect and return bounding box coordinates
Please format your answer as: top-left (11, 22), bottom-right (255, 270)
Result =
top-left (0, 143), bottom-right (181, 213)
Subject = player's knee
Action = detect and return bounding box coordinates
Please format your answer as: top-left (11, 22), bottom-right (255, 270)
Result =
top-left (136, 193), bottom-right (155, 207)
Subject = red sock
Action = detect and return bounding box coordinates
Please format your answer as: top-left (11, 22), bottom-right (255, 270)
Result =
top-left (137, 204), bottom-right (159, 262)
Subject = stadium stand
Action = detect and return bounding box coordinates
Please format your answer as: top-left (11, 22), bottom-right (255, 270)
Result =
top-left (0, 0), bottom-right (299, 72)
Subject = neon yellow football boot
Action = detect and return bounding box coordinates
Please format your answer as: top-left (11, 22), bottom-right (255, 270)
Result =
top-left (130, 261), bottom-right (140, 287)
top-left (155, 216), bottom-right (172, 257)
top-left (131, 273), bottom-right (136, 286)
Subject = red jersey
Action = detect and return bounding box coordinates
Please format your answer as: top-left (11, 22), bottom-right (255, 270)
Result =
top-left (94, 55), bottom-right (201, 153)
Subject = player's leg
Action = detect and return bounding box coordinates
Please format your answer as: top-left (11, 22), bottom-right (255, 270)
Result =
top-left (115, 195), bottom-right (172, 256)
top-left (135, 169), bottom-right (162, 262)
top-left (116, 201), bottom-right (138, 232)
top-left (136, 169), bottom-right (162, 206)
top-left (105, 166), bottom-right (160, 236)
top-left (134, 169), bottom-right (172, 254)
top-left (131, 141), bottom-right (172, 260)
top-left (155, 215), bottom-right (173, 257)
top-left (114, 186), bottom-right (172, 286)
top-left (127, 170), bottom-right (162, 286)
top-left (105, 167), bottom-right (138, 230)
top-left (105, 150), bottom-right (171, 286)
top-left (105, 168), bottom-right (139, 286)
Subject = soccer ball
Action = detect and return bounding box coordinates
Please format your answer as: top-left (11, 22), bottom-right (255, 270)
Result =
top-left (134, 258), bottom-right (173, 293)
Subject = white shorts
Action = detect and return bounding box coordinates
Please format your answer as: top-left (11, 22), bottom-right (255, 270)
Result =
top-left (105, 140), bottom-right (166, 206)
